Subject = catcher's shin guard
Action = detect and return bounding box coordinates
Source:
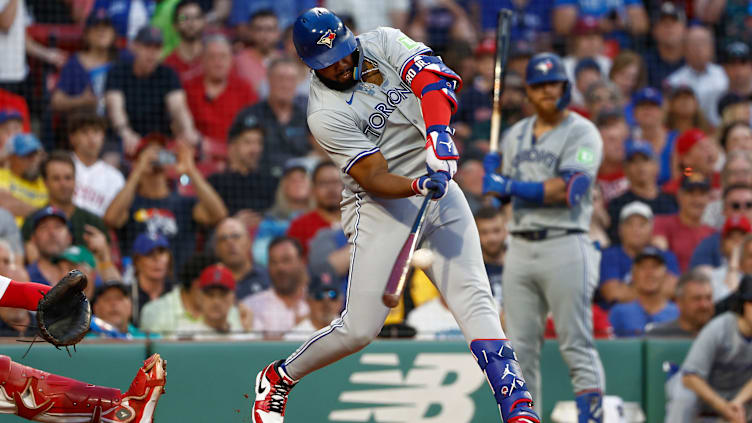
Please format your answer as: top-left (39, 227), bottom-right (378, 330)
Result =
top-left (470, 340), bottom-right (540, 423)
top-left (0, 353), bottom-right (165, 422)
top-left (575, 391), bottom-right (603, 423)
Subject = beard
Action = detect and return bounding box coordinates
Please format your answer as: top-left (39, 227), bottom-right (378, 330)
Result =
top-left (315, 70), bottom-right (358, 91)
top-left (178, 29), bottom-right (201, 43)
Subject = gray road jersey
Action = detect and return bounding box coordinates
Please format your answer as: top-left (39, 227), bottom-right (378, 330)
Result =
top-left (681, 313), bottom-right (752, 393)
top-left (501, 112), bottom-right (603, 232)
top-left (307, 27), bottom-right (432, 205)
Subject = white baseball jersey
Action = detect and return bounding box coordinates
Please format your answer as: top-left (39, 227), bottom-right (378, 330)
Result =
top-left (307, 27), bottom-right (433, 204)
top-left (0, 275), bottom-right (10, 302)
top-left (501, 112), bottom-right (603, 232)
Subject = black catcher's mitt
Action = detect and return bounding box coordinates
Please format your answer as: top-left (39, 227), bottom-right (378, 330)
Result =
top-left (36, 270), bottom-right (92, 347)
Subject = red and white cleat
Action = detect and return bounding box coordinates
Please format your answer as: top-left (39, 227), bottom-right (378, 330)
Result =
top-left (104, 353), bottom-right (167, 423)
top-left (252, 360), bottom-right (297, 423)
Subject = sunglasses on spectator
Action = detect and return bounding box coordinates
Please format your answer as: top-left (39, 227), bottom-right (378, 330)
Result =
top-left (731, 201), bottom-right (752, 210)
top-left (312, 289), bottom-right (340, 301)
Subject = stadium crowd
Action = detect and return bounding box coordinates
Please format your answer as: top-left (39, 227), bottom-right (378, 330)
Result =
top-left (0, 0), bottom-right (752, 419)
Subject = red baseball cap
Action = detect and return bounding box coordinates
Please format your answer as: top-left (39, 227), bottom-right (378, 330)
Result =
top-left (573, 16), bottom-right (600, 35)
top-left (133, 132), bottom-right (170, 158)
top-left (199, 264), bottom-right (236, 291)
top-left (474, 37), bottom-right (496, 57)
top-left (676, 128), bottom-right (707, 156)
top-left (723, 214), bottom-right (752, 237)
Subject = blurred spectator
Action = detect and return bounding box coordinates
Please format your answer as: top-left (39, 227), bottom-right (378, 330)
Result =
top-left (284, 271), bottom-right (344, 341)
top-left (583, 80), bottom-right (622, 120)
top-left (234, 9), bottom-right (282, 98)
top-left (717, 92), bottom-right (752, 128)
top-left (476, 0), bottom-right (553, 46)
top-left (572, 57), bottom-right (602, 109)
top-left (0, 108), bottom-right (23, 160)
top-left (287, 162), bottom-right (342, 256)
top-left (26, 207), bottom-right (71, 285)
top-left (667, 276), bottom-right (752, 422)
top-left (21, 151), bottom-right (108, 258)
top-left (653, 172), bottom-right (715, 272)
top-left (563, 17), bottom-right (611, 105)
top-left (56, 245), bottom-right (99, 299)
top-left (695, 0), bottom-right (752, 47)
top-left (50, 7), bottom-right (117, 122)
top-left (208, 115), bottom-right (277, 216)
top-left (609, 246), bottom-right (679, 337)
top-left (105, 26), bottom-right (199, 155)
top-left (213, 217), bottom-right (270, 301)
top-left (455, 158), bottom-right (484, 214)
top-left (26, 0), bottom-right (77, 23)
top-left (0, 238), bottom-right (34, 337)
top-left (163, 0), bottom-right (205, 83)
top-left (104, 138), bottom-right (227, 270)
top-left (0, 0), bottom-right (67, 97)
top-left (721, 41), bottom-right (752, 100)
top-left (90, 280), bottom-right (147, 338)
top-left (233, 58), bottom-right (310, 177)
top-left (327, 0), bottom-right (409, 33)
top-left (140, 252), bottom-right (215, 334)
top-left (721, 122), bottom-right (752, 154)
top-left (242, 236), bottom-right (310, 335)
top-left (0, 207), bottom-right (22, 264)
top-left (595, 109), bottom-right (629, 203)
top-left (68, 112), bottom-right (125, 218)
top-left (606, 141), bottom-right (678, 244)
top-left (406, 0), bottom-right (477, 53)
top-left (646, 270), bottom-right (714, 337)
top-left (694, 182), bottom-right (752, 267)
top-left (703, 154), bottom-right (752, 229)
top-left (666, 25), bottom-right (728, 127)
top-left (644, 2), bottom-right (686, 89)
top-left (0, 133), bottom-right (46, 223)
top-left (665, 85), bottom-right (711, 135)
top-left (506, 40), bottom-right (534, 79)
top-left (91, 0), bottom-right (156, 40)
top-left (475, 206), bottom-right (506, 313)
top-left (552, 0), bottom-right (648, 37)
top-left (631, 88), bottom-right (676, 185)
top-left (185, 35), bottom-right (258, 160)
top-left (454, 38), bottom-right (495, 145)
top-left (229, 1), bottom-right (315, 34)
top-left (609, 50), bottom-right (647, 111)
top-left (130, 232), bottom-right (173, 316)
top-left (307, 226), bottom-right (349, 286)
top-left (599, 202), bottom-right (680, 308)
top-left (194, 263), bottom-right (245, 334)
top-left (664, 129), bottom-right (720, 195)
top-left (251, 165), bottom-right (310, 266)
top-left (705, 216), bottom-right (752, 302)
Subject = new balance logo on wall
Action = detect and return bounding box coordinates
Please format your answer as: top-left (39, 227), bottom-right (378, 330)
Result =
top-left (329, 353), bottom-right (486, 422)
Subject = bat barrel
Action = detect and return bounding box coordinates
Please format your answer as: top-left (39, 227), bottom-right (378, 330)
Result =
top-left (382, 293), bottom-right (400, 308)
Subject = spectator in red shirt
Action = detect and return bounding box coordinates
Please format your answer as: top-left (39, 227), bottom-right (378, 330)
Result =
top-left (286, 161), bottom-right (343, 256)
top-left (663, 128), bottom-right (721, 195)
top-left (653, 172), bottom-right (715, 272)
top-left (596, 108), bottom-right (629, 204)
top-left (234, 9), bottom-right (282, 97)
top-left (185, 34), bottom-right (258, 163)
top-left (163, 0), bottom-right (205, 83)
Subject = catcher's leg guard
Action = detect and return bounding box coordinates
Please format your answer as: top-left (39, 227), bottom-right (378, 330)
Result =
top-left (470, 340), bottom-right (540, 423)
top-left (575, 390), bottom-right (603, 423)
top-left (0, 353), bottom-right (165, 423)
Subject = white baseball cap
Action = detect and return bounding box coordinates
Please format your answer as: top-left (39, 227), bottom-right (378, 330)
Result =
top-left (619, 201), bottom-right (653, 221)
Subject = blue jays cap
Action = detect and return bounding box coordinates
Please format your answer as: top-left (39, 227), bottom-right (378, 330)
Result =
top-left (625, 141), bottom-right (655, 161)
top-left (30, 206), bottom-right (69, 232)
top-left (133, 232), bottom-right (169, 256)
top-left (633, 87), bottom-right (663, 106)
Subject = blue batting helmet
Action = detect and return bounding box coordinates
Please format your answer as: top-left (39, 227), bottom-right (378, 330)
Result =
top-left (525, 52), bottom-right (571, 110)
top-left (293, 8), bottom-right (357, 70)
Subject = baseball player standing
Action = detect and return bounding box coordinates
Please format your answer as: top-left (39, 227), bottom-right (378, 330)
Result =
top-left (251, 8), bottom-right (540, 423)
top-left (483, 52), bottom-right (606, 423)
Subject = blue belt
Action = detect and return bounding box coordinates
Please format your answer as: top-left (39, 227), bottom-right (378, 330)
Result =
top-left (512, 229), bottom-right (584, 241)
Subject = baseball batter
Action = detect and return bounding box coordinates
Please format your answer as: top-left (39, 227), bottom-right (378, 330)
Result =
top-left (483, 53), bottom-right (606, 422)
top-left (252, 8), bottom-right (540, 423)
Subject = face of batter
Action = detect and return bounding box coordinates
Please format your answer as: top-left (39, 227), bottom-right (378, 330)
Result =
top-left (315, 53), bottom-right (357, 91)
top-left (526, 81), bottom-right (565, 115)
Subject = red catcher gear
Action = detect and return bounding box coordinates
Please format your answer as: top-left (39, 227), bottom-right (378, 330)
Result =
top-left (252, 360), bottom-right (298, 423)
top-left (0, 353), bottom-right (166, 422)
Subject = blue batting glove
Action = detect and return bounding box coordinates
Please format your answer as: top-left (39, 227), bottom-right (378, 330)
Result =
top-left (412, 170), bottom-right (450, 200)
top-left (483, 152), bottom-right (501, 174)
top-left (483, 172), bottom-right (513, 198)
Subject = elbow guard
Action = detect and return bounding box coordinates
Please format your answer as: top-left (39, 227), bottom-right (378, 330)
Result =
top-left (402, 55), bottom-right (463, 113)
top-left (562, 172), bottom-right (591, 207)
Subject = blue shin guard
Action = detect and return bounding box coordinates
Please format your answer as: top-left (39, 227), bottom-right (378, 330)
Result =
top-left (470, 340), bottom-right (540, 423)
top-left (575, 391), bottom-right (603, 423)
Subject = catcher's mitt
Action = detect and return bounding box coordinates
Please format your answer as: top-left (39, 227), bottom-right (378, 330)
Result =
top-left (361, 58), bottom-right (383, 86)
top-left (36, 270), bottom-right (92, 347)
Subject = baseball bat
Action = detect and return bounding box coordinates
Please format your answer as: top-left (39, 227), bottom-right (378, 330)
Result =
top-left (488, 9), bottom-right (513, 153)
top-left (382, 192), bottom-right (433, 308)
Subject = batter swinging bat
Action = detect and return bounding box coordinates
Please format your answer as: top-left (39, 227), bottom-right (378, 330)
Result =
top-left (488, 9), bottom-right (513, 154)
top-left (382, 192), bottom-right (433, 308)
